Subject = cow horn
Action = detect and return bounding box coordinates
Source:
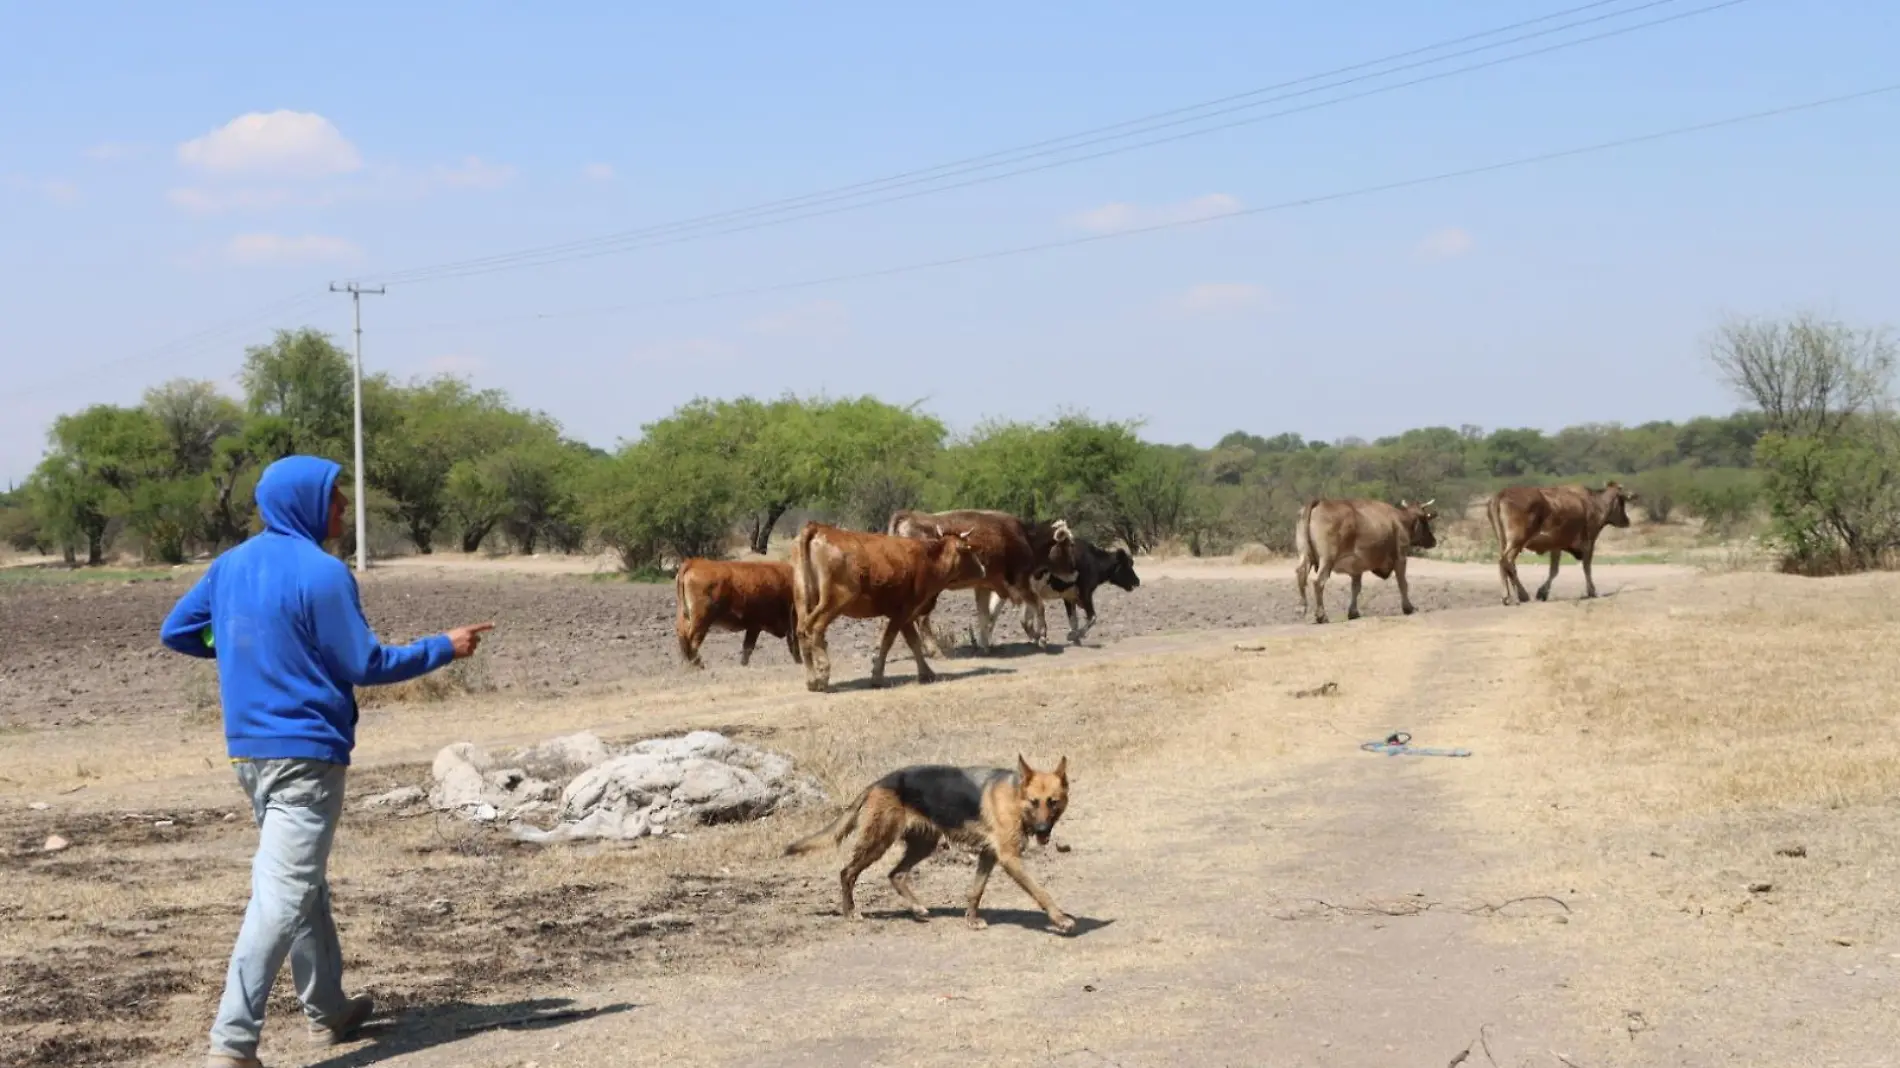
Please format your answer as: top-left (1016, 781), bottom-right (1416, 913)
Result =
top-left (1422, 498), bottom-right (1435, 507)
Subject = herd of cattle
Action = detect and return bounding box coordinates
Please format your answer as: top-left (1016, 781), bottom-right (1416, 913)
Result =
top-left (674, 482), bottom-right (1639, 692)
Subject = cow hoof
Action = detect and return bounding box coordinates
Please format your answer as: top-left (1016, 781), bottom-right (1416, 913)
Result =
top-left (917, 670), bottom-right (938, 685)
top-left (1312, 616), bottom-right (1328, 625)
top-left (1535, 590), bottom-right (1550, 603)
top-left (1346, 611), bottom-right (1361, 621)
top-left (806, 679), bottom-right (830, 693)
top-left (1401, 603), bottom-right (1416, 616)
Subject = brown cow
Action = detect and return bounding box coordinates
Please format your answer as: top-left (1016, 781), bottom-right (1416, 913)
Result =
top-left (674, 558), bottom-right (801, 668)
top-left (886, 509), bottom-right (1078, 656)
top-left (791, 521), bottom-right (988, 693)
top-left (1294, 498), bottom-right (1440, 624)
top-left (1487, 482), bottom-right (1637, 605)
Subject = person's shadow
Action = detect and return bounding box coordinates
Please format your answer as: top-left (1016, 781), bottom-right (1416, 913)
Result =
top-left (303, 997), bottom-right (635, 1067)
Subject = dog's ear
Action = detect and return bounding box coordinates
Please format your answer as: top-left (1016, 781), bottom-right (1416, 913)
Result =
top-left (1017, 754), bottom-right (1033, 783)
top-left (1054, 755), bottom-right (1068, 784)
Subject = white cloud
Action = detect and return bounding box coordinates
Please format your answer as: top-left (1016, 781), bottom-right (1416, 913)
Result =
top-left (1414, 226), bottom-right (1474, 261)
top-left (224, 232), bottom-right (363, 265)
top-left (1070, 193), bottom-right (1241, 233)
top-left (582, 162), bottom-right (616, 183)
top-left (746, 299), bottom-right (851, 344)
top-left (178, 110), bottom-right (363, 176)
top-left (1169, 282), bottom-right (1272, 316)
top-left (166, 156), bottom-right (513, 216)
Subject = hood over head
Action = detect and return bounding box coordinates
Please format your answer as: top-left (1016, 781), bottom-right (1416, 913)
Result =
top-left (255, 455), bottom-right (342, 543)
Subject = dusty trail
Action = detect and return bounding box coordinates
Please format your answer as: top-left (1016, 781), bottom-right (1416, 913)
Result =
top-left (277, 605), bottom-right (1590, 1068)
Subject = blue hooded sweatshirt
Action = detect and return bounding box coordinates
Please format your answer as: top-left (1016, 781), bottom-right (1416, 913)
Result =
top-left (160, 455), bottom-right (454, 765)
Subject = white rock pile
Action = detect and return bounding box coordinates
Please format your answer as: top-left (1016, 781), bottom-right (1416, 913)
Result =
top-left (380, 729), bottom-right (822, 844)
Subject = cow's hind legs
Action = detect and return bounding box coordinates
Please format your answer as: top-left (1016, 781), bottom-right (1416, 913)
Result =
top-left (870, 616), bottom-right (909, 686)
top-left (901, 620), bottom-right (936, 684)
top-left (972, 589), bottom-right (1001, 652)
top-left (1499, 545), bottom-right (1532, 605)
top-left (1535, 550), bottom-right (1561, 602)
top-left (1311, 561), bottom-right (1333, 624)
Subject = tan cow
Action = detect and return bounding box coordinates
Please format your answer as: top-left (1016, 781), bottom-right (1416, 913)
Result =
top-left (1294, 498), bottom-right (1440, 624)
top-left (674, 558), bottom-right (801, 668)
top-left (1487, 482), bottom-right (1637, 605)
top-left (790, 521), bottom-right (988, 693)
top-left (886, 509), bottom-right (1078, 656)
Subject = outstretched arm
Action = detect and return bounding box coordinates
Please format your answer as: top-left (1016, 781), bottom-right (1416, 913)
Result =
top-left (307, 564), bottom-right (456, 687)
top-left (159, 564), bottom-right (218, 659)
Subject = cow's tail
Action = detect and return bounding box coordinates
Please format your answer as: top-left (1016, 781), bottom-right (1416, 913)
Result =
top-left (1295, 499), bottom-right (1320, 574)
top-left (674, 560), bottom-right (697, 662)
top-left (783, 784), bottom-right (872, 855)
top-left (1486, 492), bottom-right (1505, 554)
top-left (791, 522), bottom-right (820, 628)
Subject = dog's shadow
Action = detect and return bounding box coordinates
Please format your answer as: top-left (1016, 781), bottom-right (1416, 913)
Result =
top-left (849, 907), bottom-right (1115, 937)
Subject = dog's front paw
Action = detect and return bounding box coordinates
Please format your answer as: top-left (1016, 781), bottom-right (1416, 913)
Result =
top-left (1048, 912), bottom-right (1076, 934)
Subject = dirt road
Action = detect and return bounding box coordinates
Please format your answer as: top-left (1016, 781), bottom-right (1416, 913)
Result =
top-left (8, 557), bottom-right (1895, 1067)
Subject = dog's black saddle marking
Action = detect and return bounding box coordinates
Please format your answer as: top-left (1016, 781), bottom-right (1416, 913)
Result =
top-left (878, 764), bottom-right (1009, 829)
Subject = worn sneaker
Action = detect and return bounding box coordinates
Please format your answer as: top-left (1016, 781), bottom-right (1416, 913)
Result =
top-left (308, 994), bottom-right (374, 1045)
top-left (205, 1055), bottom-right (265, 1068)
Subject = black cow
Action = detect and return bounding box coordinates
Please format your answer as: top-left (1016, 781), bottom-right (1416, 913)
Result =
top-left (1039, 539), bottom-right (1140, 643)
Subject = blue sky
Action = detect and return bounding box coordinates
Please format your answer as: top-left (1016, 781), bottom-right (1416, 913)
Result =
top-left (2, 0), bottom-right (1896, 484)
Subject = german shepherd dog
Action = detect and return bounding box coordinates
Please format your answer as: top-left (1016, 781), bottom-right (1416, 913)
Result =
top-left (785, 756), bottom-right (1075, 933)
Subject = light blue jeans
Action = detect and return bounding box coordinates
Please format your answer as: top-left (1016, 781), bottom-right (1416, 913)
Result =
top-left (209, 758), bottom-right (352, 1060)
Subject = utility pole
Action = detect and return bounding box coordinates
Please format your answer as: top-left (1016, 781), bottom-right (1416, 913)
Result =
top-left (329, 282), bottom-right (385, 574)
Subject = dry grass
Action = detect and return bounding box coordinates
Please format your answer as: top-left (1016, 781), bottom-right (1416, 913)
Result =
top-left (1, 628), bottom-right (1330, 1066)
top-left (1234, 542), bottom-right (1275, 566)
top-left (1447, 571), bottom-right (1900, 1062)
top-left (1511, 574), bottom-right (1900, 813)
top-left (358, 657), bottom-right (500, 707)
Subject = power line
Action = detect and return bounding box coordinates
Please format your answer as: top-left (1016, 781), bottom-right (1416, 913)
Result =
top-left (3, 291), bottom-right (327, 408)
top-left (6, 0), bottom-right (1742, 402)
top-left (360, 0), bottom-right (1741, 287)
top-left (377, 83), bottom-right (1899, 336)
top-left (363, 0), bottom-right (1642, 286)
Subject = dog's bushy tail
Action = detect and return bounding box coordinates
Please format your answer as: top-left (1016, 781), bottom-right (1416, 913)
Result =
top-left (783, 785), bottom-right (871, 855)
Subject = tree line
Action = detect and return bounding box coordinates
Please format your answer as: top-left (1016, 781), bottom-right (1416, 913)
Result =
top-left (3, 313), bottom-right (1893, 575)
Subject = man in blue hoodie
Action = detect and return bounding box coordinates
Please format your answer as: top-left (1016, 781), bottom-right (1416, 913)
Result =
top-left (162, 455), bottom-right (493, 1068)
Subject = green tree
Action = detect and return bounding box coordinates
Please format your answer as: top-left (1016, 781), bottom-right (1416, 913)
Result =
top-left (943, 413), bottom-right (1143, 539)
top-left (583, 442), bottom-right (742, 570)
top-left (239, 328), bottom-right (356, 458)
top-left (1110, 445), bottom-right (1209, 553)
top-left (1707, 312), bottom-right (1899, 572)
top-left (24, 406), bottom-right (171, 564)
top-left (372, 376), bottom-right (554, 552)
top-left (443, 436), bottom-right (586, 555)
top-left (142, 379), bottom-right (245, 476)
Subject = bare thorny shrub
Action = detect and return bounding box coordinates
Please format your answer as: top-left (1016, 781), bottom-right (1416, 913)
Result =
top-left (1707, 312), bottom-right (1900, 574)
